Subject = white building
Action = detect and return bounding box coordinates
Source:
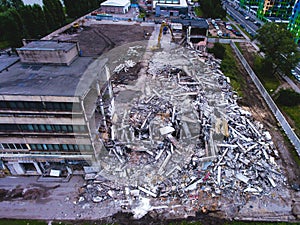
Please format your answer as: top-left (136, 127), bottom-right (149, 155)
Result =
top-left (100, 0), bottom-right (131, 14)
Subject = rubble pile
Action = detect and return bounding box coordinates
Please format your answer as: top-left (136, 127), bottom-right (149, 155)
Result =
top-left (78, 45), bottom-right (287, 219)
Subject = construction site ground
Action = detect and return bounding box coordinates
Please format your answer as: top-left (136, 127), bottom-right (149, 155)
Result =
top-left (0, 21), bottom-right (300, 223)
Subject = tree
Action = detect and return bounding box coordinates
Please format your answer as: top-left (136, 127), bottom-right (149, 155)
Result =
top-left (43, 0), bottom-right (65, 30)
top-left (198, 0), bottom-right (226, 19)
top-left (256, 23), bottom-right (300, 77)
top-left (0, 9), bottom-right (23, 47)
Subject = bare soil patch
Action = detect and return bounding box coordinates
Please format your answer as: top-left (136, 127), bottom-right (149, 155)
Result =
top-left (61, 24), bottom-right (153, 57)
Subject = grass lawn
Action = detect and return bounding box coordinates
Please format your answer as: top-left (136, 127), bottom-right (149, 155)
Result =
top-left (194, 7), bottom-right (203, 17)
top-left (0, 41), bottom-right (9, 50)
top-left (220, 45), bottom-right (246, 97)
top-left (280, 105), bottom-right (300, 137)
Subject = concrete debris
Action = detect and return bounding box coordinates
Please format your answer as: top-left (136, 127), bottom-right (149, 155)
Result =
top-left (78, 45), bottom-right (287, 219)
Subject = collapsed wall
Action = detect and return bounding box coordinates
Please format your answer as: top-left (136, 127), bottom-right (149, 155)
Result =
top-left (77, 43), bottom-right (289, 220)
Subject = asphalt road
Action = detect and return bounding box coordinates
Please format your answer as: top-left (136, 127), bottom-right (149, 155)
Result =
top-left (223, 2), bottom-right (259, 35)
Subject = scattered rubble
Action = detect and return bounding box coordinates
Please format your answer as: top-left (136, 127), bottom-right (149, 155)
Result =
top-left (78, 44), bottom-right (288, 220)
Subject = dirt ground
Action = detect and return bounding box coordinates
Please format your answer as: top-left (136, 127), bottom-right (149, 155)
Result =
top-left (59, 24), bottom-right (154, 57)
top-left (234, 42), bottom-right (300, 186)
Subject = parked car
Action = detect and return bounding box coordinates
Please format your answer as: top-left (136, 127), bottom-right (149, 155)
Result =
top-left (234, 31), bottom-right (243, 37)
top-left (245, 16), bottom-right (250, 20)
top-left (254, 21), bottom-right (262, 27)
top-left (226, 25), bottom-right (233, 30)
top-left (217, 30), bottom-right (223, 36)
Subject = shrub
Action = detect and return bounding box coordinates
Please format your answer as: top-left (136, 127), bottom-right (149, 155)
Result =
top-left (208, 42), bottom-right (225, 59)
top-left (276, 89), bottom-right (300, 106)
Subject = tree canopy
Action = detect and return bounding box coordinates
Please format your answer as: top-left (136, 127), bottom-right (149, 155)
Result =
top-left (198, 0), bottom-right (226, 19)
top-left (0, 0), bottom-right (101, 49)
top-left (63, 0), bottom-right (102, 19)
top-left (256, 23), bottom-right (299, 76)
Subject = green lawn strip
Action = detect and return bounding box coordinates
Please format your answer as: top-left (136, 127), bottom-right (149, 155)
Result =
top-left (234, 43), bottom-right (280, 94)
top-left (194, 7), bottom-right (203, 17)
top-left (0, 41), bottom-right (9, 50)
top-left (221, 45), bottom-right (245, 97)
top-left (279, 105), bottom-right (300, 137)
top-left (0, 220), bottom-right (47, 225)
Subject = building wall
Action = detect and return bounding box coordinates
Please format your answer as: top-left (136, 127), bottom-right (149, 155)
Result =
top-left (288, 0), bottom-right (300, 43)
top-left (101, 5), bottom-right (130, 14)
top-left (257, 0), bottom-right (296, 20)
top-left (17, 45), bottom-right (78, 66)
top-left (155, 5), bottom-right (188, 16)
top-left (0, 95), bottom-right (96, 175)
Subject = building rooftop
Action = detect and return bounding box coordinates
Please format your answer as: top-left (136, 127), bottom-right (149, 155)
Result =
top-left (17, 40), bottom-right (77, 51)
top-left (0, 56), bottom-right (101, 97)
top-left (101, 0), bottom-right (130, 7)
top-left (154, 0), bottom-right (188, 7)
top-left (0, 54), bottom-right (20, 73)
top-left (171, 18), bottom-right (209, 29)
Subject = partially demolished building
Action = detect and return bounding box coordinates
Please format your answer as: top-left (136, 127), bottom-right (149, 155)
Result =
top-left (0, 40), bottom-right (109, 176)
top-left (74, 42), bottom-right (289, 220)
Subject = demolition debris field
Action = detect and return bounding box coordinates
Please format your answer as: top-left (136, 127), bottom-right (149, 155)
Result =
top-left (0, 23), bottom-right (300, 223)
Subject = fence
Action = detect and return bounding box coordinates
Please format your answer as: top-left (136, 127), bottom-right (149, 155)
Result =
top-left (230, 41), bottom-right (300, 155)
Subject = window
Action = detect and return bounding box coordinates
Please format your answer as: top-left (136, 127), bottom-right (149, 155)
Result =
top-left (42, 144), bottom-right (48, 150)
top-left (61, 125), bottom-right (68, 132)
top-left (8, 144), bottom-right (15, 149)
top-left (46, 125), bottom-right (52, 132)
top-left (61, 144), bottom-right (68, 151)
top-left (27, 125), bottom-right (34, 131)
top-left (2, 144), bottom-right (9, 149)
top-left (53, 144), bottom-right (60, 151)
top-left (30, 144), bottom-right (37, 150)
top-left (38, 124), bottom-right (46, 132)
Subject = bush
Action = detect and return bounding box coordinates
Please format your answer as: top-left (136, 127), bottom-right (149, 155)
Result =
top-left (208, 42), bottom-right (225, 59)
top-left (276, 89), bottom-right (300, 106)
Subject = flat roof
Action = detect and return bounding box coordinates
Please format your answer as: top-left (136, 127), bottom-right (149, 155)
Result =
top-left (0, 57), bottom-right (101, 97)
top-left (17, 40), bottom-right (76, 51)
top-left (171, 18), bottom-right (209, 29)
top-left (101, 0), bottom-right (130, 7)
top-left (0, 54), bottom-right (20, 73)
top-left (154, 0), bottom-right (188, 7)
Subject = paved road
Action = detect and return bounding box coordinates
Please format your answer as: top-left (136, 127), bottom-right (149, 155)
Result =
top-left (224, 2), bottom-right (259, 35)
top-left (282, 75), bottom-right (300, 93)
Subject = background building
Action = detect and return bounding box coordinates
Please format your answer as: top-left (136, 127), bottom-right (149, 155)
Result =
top-left (100, 0), bottom-right (131, 14)
top-left (288, 0), bottom-right (300, 43)
top-left (153, 0), bottom-right (188, 17)
top-left (257, 0), bottom-right (296, 21)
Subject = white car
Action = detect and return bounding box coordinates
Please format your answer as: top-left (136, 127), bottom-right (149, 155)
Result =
top-left (226, 25), bottom-right (233, 30)
top-left (217, 30), bottom-right (223, 36)
top-left (245, 16), bottom-right (250, 20)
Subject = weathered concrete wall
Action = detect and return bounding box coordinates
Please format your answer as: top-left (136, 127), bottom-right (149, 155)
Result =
top-left (17, 45), bottom-right (78, 65)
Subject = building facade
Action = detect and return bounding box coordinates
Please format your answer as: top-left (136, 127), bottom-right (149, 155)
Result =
top-left (154, 0), bottom-right (188, 17)
top-left (257, 0), bottom-right (296, 21)
top-left (288, 0), bottom-right (300, 43)
top-left (0, 40), bottom-right (111, 176)
top-left (100, 0), bottom-right (131, 14)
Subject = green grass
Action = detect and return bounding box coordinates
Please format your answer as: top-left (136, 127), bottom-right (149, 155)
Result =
top-left (194, 7), bottom-right (203, 17)
top-left (220, 45), bottom-right (245, 97)
top-left (0, 41), bottom-right (9, 50)
top-left (280, 105), bottom-right (300, 137)
top-left (0, 220), bottom-right (47, 225)
top-left (235, 43), bottom-right (280, 94)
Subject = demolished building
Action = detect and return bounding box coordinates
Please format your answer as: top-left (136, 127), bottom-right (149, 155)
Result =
top-left (75, 41), bottom-right (289, 220)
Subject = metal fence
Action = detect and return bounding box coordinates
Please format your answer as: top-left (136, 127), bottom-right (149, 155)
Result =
top-left (230, 41), bottom-right (300, 155)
